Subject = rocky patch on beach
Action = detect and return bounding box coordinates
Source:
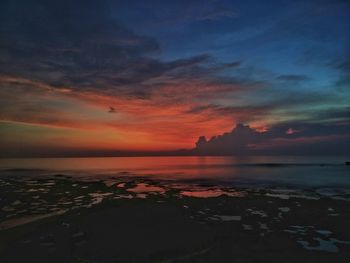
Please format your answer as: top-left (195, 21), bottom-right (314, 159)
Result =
top-left (1, 177), bottom-right (350, 262)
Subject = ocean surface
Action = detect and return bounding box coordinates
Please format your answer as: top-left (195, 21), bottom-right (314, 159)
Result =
top-left (0, 156), bottom-right (349, 189)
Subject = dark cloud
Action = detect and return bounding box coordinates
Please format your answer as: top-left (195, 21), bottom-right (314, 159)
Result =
top-left (0, 0), bottom-right (247, 101)
top-left (193, 122), bottom-right (350, 155)
top-left (332, 57), bottom-right (350, 91)
top-left (194, 123), bottom-right (265, 155)
top-left (197, 9), bottom-right (237, 21)
top-left (266, 121), bottom-right (350, 139)
top-left (336, 59), bottom-right (350, 72)
top-left (185, 104), bottom-right (273, 123)
top-left (312, 107), bottom-right (350, 121)
top-left (336, 76), bottom-right (350, 91)
top-left (276, 75), bottom-right (311, 82)
top-left (0, 0), bottom-right (159, 87)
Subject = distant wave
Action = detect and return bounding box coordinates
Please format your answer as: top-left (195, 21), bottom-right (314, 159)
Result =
top-left (0, 163), bottom-right (346, 173)
top-left (172, 163), bottom-right (346, 170)
top-left (239, 163), bottom-right (343, 167)
top-left (0, 168), bottom-right (48, 172)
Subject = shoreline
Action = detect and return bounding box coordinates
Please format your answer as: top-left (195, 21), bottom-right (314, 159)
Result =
top-left (1, 176), bottom-right (350, 262)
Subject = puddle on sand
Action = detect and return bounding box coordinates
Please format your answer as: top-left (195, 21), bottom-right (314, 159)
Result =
top-left (113, 194), bottom-right (133, 199)
top-left (297, 238), bottom-right (350, 253)
top-left (278, 207), bottom-right (290, 213)
top-left (136, 193), bottom-right (147, 199)
top-left (329, 213), bottom-right (340, 216)
top-left (259, 222), bottom-right (269, 230)
top-left (104, 180), bottom-right (117, 187)
top-left (116, 182), bottom-right (126, 188)
top-left (88, 193), bottom-right (114, 206)
top-left (285, 225), bottom-right (350, 253)
top-left (266, 190), bottom-right (320, 200)
top-left (242, 224), bottom-right (253, 230)
top-left (209, 215), bottom-right (242, 221)
top-left (2, 206), bottom-right (15, 212)
top-left (127, 183), bottom-right (165, 194)
top-left (181, 188), bottom-right (244, 198)
top-left (246, 209), bottom-right (267, 218)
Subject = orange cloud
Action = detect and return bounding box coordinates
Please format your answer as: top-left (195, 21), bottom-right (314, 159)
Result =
top-left (0, 74), bottom-right (268, 151)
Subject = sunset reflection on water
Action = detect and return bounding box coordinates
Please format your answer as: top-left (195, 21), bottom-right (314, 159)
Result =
top-left (0, 156), bottom-right (349, 188)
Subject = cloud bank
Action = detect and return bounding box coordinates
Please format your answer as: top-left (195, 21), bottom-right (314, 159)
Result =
top-left (194, 123), bottom-right (350, 155)
top-left (0, 0), bottom-right (349, 156)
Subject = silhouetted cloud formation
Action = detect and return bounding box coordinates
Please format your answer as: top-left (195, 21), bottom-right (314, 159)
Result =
top-left (194, 123), bottom-right (350, 155)
top-left (195, 124), bottom-right (264, 155)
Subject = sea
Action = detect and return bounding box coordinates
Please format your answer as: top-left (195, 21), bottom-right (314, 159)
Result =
top-left (0, 156), bottom-right (349, 189)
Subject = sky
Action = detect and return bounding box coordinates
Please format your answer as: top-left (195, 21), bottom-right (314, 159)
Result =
top-left (0, 0), bottom-right (349, 157)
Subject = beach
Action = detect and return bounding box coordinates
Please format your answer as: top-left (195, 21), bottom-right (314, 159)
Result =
top-left (1, 168), bottom-right (350, 262)
top-left (2, 0), bottom-right (350, 261)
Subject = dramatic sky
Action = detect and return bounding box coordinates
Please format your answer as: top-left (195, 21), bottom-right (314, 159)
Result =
top-left (0, 0), bottom-right (349, 156)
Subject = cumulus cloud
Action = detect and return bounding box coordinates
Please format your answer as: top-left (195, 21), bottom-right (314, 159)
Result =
top-left (194, 123), bottom-right (265, 155)
top-left (194, 122), bottom-right (350, 155)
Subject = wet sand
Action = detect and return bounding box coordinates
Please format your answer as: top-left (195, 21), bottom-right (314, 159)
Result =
top-left (1, 177), bottom-right (350, 262)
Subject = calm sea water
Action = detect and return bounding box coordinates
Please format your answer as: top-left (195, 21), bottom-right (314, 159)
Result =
top-left (0, 156), bottom-right (349, 189)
